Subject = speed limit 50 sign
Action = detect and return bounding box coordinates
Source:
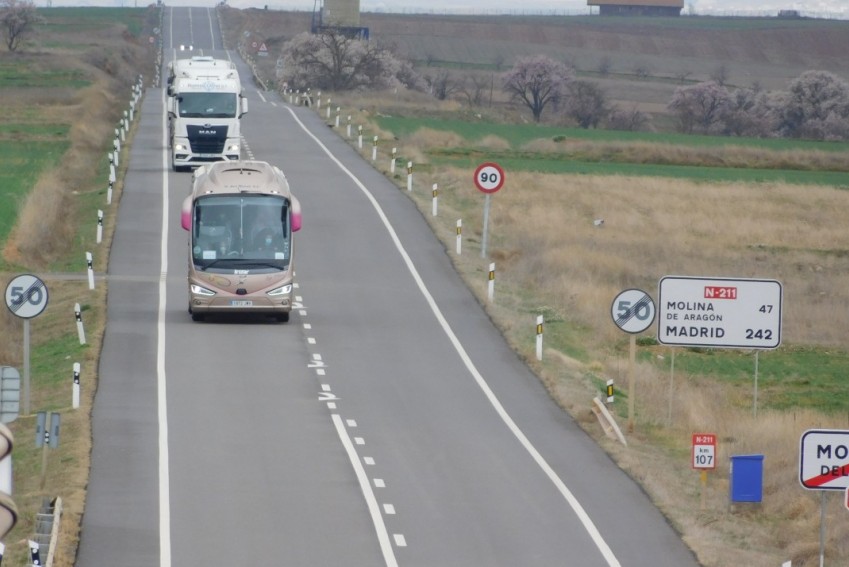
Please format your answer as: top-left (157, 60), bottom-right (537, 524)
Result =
top-left (5, 274), bottom-right (48, 319)
top-left (611, 289), bottom-right (656, 334)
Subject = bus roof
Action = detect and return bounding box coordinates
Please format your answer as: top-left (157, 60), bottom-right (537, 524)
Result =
top-left (191, 161), bottom-right (293, 199)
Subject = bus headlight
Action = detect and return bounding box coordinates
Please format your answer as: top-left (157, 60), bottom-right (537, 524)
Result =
top-left (190, 284), bottom-right (216, 297)
top-left (267, 284), bottom-right (292, 297)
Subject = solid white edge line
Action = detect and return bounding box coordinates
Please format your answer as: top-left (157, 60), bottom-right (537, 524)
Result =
top-left (283, 105), bottom-right (621, 567)
top-left (159, 41), bottom-right (173, 567)
top-left (331, 414), bottom-right (398, 567)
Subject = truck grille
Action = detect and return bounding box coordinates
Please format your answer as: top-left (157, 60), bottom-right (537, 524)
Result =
top-left (187, 124), bottom-right (228, 154)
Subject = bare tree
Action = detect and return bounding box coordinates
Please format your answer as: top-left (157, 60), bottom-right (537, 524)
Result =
top-left (667, 81), bottom-right (730, 134)
top-left (607, 104), bottom-right (651, 132)
top-left (502, 55), bottom-right (572, 123)
top-left (459, 74), bottom-right (490, 107)
top-left (427, 69), bottom-right (460, 101)
top-left (280, 30), bottom-right (421, 92)
top-left (673, 69), bottom-right (693, 84)
top-left (564, 80), bottom-right (609, 129)
top-left (0, 0), bottom-right (41, 52)
top-left (709, 64), bottom-right (729, 87)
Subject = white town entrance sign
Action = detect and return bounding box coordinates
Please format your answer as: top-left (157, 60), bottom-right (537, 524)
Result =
top-left (657, 276), bottom-right (782, 349)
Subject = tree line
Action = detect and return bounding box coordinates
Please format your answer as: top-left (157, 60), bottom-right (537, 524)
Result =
top-left (277, 29), bottom-right (849, 142)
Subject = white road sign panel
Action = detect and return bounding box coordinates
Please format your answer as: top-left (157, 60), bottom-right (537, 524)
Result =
top-left (800, 429), bottom-right (849, 491)
top-left (5, 274), bottom-right (49, 319)
top-left (611, 289), bottom-right (655, 334)
top-left (657, 276), bottom-right (782, 349)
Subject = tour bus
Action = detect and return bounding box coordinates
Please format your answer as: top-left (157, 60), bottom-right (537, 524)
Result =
top-left (181, 160), bottom-right (301, 322)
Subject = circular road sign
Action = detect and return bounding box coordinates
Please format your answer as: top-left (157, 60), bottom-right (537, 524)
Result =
top-left (611, 288), bottom-right (655, 334)
top-left (474, 162), bottom-right (505, 194)
top-left (5, 274), bottom-right (49, 319)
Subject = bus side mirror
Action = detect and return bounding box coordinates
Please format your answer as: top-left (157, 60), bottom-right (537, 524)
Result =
top-left (181, 196), bottom-right (192, 231)
top-left (290, 196), bottom-right (301, 232)
top-left (240, 96), bottom-right (249, 117)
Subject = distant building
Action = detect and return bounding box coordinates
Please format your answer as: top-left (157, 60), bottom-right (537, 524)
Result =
top-left (777, 10), bottom-right (801, 18)
top-left (312, 0), bottom-right (369, 39)
top-left (587, 0), bottom-right (684, 16)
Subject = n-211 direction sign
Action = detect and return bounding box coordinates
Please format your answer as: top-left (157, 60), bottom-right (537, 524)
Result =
top-left (657, 276), bottom-right (782, 349)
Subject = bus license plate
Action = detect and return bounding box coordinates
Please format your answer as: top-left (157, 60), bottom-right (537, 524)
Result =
top-left (231, 300), bottom-right (253, 307)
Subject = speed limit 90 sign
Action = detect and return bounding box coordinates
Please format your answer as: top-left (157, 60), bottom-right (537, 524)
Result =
top-left (5, 274), bottom-right (48, 319)
top-left (474, 162), bottom-right (505, 194)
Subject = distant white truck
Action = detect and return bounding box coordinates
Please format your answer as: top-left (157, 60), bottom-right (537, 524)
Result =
top-left (167, 55), bottom-right (248, 172)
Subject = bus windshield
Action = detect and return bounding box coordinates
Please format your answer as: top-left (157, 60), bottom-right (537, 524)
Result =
top-left (178, 92), bottom-right (238, 118)
top-left (191, 195), bottom-right (291, 271)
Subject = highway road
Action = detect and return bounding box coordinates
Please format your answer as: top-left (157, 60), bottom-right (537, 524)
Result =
top-left (77, 6), bottom-right (701, 566)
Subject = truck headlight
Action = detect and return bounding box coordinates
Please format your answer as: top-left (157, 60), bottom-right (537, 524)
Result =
top-left (226, 143), bottom-right (240, 152)
top-left (175, 143), bottom-right (188, 151)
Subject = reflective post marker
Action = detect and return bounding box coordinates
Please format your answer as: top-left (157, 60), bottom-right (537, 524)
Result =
top-left (456, 219), bottom-right (462, 255)
top-left (487, 263), bottom-right (495, 303)
top-left (536, 315), bottom-right (544, 361)
top-left (432, 183), bottom-right (438, 216)
top-left (372, 136), bottom-right (378, 162)
top-left (72, 362), bottom-right (80, 410)
top-left (86, 252), bottom-right (95, 290)
top-left (357, 125), bottom-right (363, 149)
top-left (96, 210), bottom-right (104, 244)
top-left (390, 147), bottom-right (397, 174)
top-left (107, 180), bottom-right (113, 205)
top-left (346, 115), bottom-right (351, 138)
top-left (335, 107), bottom-right (340, 128)
top-left (407, 162), bottom-right (413, 191)
top-left (75, 303), bottom-right (86, 345)
top-left (326, 98), bottom-right (331, 119)
top-left (606, 379), bottom-right (615, 403)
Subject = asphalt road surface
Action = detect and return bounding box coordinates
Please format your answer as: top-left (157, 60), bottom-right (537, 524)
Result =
top-left (77, 6), bottom-right (701, 567)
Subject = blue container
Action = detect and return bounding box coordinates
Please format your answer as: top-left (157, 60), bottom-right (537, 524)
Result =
top-left (730, 454), bottom-right (764, 503)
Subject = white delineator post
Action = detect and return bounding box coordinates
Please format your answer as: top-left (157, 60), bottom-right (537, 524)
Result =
top-left (372, 136), bottom-right (378, 161)
top-left (390, 147), bottom-right (397, 174)
top-left (96, 210), bottom-right (104, 244)
top-left (406, 162), bottom-right (413, 191)
top-left (431, 183), bottom-right (438, 216)
top-left (75, 303), bottom-right (86, 345)
top-left (455, 219), bottom-right (462, 255)
top-left (536, 315), bottom-right (544, 361)
top-left (86, 252), bottom-right (95, 290)
top-left (487, 263), bottom-right (495, 302)
top-left (72, 362), bottom-right (80, 409)
top-left (358, 125), bottom-right (363, 149)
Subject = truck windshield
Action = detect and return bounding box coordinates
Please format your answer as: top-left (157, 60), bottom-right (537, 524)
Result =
top-left (178, 92), bottom-right (238, 118)
top-left (191, 195), bottom-right (291, 271)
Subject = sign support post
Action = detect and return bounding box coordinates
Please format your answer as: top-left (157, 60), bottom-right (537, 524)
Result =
top-left (5, 275), bottom-right (49, 417)
top-left (610, 289), bottom-right (656, 433)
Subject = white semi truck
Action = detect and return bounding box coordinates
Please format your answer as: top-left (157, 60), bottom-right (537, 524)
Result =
top-left (167, 56), bottom-right (248, 171)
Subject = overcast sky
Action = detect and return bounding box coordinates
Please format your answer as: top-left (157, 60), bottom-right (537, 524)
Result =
top-left (48, 0), bottom-right (849, 19)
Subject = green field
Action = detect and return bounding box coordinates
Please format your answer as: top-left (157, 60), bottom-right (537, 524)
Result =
top-left (0, 140), bottom-right (70, 247)
top-left (376, 116), bottom-right (849, 185)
